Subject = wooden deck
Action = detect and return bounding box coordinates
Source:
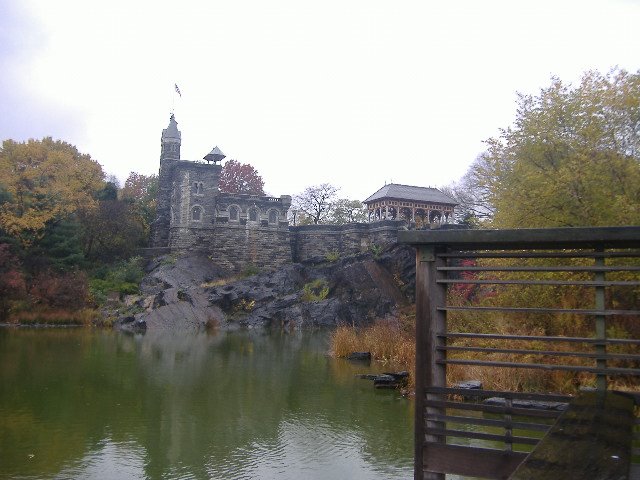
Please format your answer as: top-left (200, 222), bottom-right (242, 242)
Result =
top-left (399, 226), bottom-right (640, 480)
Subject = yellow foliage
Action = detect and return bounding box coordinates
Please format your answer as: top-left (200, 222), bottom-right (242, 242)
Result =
top-left (0, 138), bottom-right (104, 245)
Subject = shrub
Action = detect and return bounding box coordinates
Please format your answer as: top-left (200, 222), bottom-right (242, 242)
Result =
top-left (302, 279), bottom-right (329, 302)
top-left (89, 257), bottom-right (145, 303)
top-left (241, 264), bottom-right (260, 277)
top-left (369, 243), bottom-right (383, 259)
top-left (30, 270), bottom-right (89, 309)
top-left (325, 251), bottom-right (340, 262)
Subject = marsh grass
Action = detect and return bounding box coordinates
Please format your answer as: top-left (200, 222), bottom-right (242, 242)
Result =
top-left (331, 308), bottom-right (416, 385)
top-left (7, 308), bottom-right (99, 326)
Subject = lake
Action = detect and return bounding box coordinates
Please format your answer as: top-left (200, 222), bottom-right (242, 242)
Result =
top-left (0, 328), bottom-right (413, 479)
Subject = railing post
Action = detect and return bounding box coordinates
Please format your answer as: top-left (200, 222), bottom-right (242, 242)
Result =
top-left (415, 245), bottom-right (447, 480)
top-left (594, 247), bottom-right (607, 391)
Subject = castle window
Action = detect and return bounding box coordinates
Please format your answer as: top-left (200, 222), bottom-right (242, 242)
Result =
top-left (249, 208), bottom-right (258, 222)
top-left (229, 206), bottom-right (238, 221)
top-left (192, 206), bottom-right (202, 221)
top-left (193, 182), bottom-right (204, 194)
top-left (268, 210), bottom-right (277, 224)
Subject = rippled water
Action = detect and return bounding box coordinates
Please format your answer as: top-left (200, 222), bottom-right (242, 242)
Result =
top-left (0, 328), bottom-right (413, 479)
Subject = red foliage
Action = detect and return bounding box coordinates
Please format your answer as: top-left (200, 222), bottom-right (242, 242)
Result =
top-left (29, 270), bottom-right (89, 309)
top-left (450, 258), bottom-right (478, 302)
top-left (219, 159), bottom-right (265, 195)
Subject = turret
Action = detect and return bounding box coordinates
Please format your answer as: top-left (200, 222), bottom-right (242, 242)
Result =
top-left (151, 114), bottom-right (182, 247)
top-left (160, 114), bottom-right (181, 161)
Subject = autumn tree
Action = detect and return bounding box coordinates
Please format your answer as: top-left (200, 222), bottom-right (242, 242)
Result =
top-left (292, 183), bottom-right (339, 225)
top-left (0, 138), bottom-right (104, 245)
top-left (121, 172), bottom-right (158, 233)
top-left (219, 160), bottom-right (265, 195)
top-left (79, 199), bottom-right (146, 262)
top-left (0, 243), bottom-right (26, 320)
top-left (469, 69), bottom-right (640, 228)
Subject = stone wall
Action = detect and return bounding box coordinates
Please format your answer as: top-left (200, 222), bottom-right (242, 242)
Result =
top-left (168, 223), bottom-right (292, 272)
top-left (165, 220), bottom-right (407, 272)
top-left (289, 220), bottom-right (407, 263)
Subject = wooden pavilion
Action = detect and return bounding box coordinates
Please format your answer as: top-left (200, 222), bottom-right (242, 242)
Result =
top-left (363, 184), bottom-right (457, 226)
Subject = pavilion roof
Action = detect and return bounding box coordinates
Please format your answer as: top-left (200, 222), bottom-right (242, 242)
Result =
top-left (363, 184), bottom-right (457, 206)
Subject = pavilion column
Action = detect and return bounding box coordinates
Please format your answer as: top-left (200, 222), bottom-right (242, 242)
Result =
top-left (412, 208), bottom-right (415, 222)
top-left (385, 205), bottom-right (388, 219)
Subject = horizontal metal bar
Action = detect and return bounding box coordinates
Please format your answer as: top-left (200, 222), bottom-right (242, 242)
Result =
top-left (438, 279), bottom-right (640, 287)
top-left (425, 427), bottom-right (540, 445)
top-left (439, 359), bottom-right (640, 376)
top-left (438, 251), bottom-right (640, 259)
top-left (439, 266), bottom-right (640, 272)
top-left (426, 387), bottom-right (572, 403)
top-left (440, 306), bottom-right (640, 316)
top-left (424, 399), bottom-right (562, 419)
top-left (441, 333), bottom-right (640, 345)
top-left (428, 413), bottom-right (551, 432)
top-left (439, 345), bottom-right (640, 361)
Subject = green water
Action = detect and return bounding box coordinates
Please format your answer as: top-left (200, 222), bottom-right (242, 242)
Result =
top-left (0, 328), bottom-right (413, 479)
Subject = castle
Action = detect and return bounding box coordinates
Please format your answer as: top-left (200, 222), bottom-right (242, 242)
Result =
top-left (151, 115), bottom-right (456, 271)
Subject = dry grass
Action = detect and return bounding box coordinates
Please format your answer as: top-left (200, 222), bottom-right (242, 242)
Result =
top-left (331, 308), bottom-right (416, 385)
top-left (7, 308), bottom-right (99, 326)
top-left (331, 305), bottom-right (639, 394)
top-left (200, 276), bottom-right (240, 288)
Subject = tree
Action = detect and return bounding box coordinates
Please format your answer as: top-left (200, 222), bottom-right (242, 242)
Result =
top-left (442, 154), bottom-right (497, 225)
top-left (292, 183), bottom-right (339, 225)
top-left (330, 198), bottom-right (367, 224)
top-left (0, 138), bottom-right (105, 245)
top-left (79, 199), bottom-right (146, 262)
top-left (0, 243), bottom-right (26, 320)
top-left (465, 69), bottom-right (640, 228)
top-left (121, 172), bottom-right (158, 234)
top-left (219, 160), bottom-right (265, 195)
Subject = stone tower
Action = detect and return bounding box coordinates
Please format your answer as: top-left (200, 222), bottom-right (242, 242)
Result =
top-left (151, 114), bottom-right (182, 247)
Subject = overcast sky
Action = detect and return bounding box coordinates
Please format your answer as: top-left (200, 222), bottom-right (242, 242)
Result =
top-left (1, 0), bottom-right (639, 200)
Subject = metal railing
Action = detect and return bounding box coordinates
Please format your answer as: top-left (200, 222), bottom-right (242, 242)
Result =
top-left (399, 226), bottom-right (640, 480)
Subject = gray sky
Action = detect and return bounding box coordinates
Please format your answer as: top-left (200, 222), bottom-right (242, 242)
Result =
top-left (1, 0), bottom-right (639, 200)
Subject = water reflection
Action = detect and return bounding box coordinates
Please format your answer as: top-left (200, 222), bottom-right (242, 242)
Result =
top-left (0, 328), bottom-right (413, 479)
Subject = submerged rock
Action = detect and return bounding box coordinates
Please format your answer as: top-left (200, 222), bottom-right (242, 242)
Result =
top-left (347, 352), bottom-right (372, 361)
top-left (357, 371), bottom-right (409, 390)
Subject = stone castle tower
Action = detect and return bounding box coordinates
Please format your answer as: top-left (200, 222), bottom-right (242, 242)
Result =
top-left (150, 115), bottom-right (293, 270)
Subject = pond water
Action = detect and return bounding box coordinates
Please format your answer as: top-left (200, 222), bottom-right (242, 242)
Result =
top-left (0, 328), bottom-right (413, 479)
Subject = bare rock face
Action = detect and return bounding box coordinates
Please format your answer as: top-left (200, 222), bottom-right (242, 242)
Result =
top-left (117, 245), bottom-right (415, 332)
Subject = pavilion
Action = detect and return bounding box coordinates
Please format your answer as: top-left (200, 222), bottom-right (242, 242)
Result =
top-left (363, 183), bottom-right (457, 225)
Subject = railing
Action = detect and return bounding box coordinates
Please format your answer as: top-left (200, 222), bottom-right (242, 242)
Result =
top-left (399, 226), bottom-right (640, 480)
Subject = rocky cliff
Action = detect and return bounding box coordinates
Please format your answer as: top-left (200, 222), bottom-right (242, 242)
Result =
top-left (116, 244), bottom-right (415, 332)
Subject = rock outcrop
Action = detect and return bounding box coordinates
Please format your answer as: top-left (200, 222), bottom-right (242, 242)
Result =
top-left (116, 244), bottom-right (415, 332)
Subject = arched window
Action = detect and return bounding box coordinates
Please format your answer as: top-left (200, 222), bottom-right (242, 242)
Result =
top-left (268, 210), bottom-right (277, 224)
top-left (229, 206), bottom-right (239, 221)
top-left (249, 208), bottom-right (258, 222)
top-left (193, 182), bottom-right (204, 194)
top-left (192, 206), bottom-right (202, 221)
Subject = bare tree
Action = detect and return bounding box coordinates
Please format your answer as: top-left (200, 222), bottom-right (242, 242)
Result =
top-left (292, 183), bottom-right (339, 225)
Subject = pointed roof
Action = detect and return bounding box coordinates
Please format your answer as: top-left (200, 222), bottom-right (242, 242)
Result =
top-left (204, 146), bottom-right (225, 163)
top-left (162, 114), bottom-right (181, 143)
top-left (364, 184), bottom-right (457, 205)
